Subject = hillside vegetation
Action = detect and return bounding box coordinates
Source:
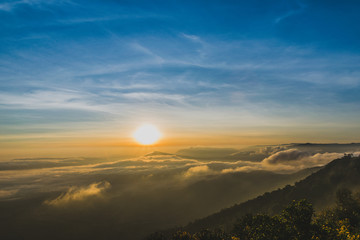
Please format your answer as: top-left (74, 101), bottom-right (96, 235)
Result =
top-left (148, 154), bottom-right (360, 239)
top-left (148, 189), bottom-right (360, 239)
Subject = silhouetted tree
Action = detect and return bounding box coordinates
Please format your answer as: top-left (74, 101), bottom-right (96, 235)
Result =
top-left (335, 188), bottom-right (360, 227)
top-left (193, 229), bottom-right (230, 240)
top-left (172, 231), bottom-right (193, 240)
top-left (233, 213), bottom-right (287, 240)
top-left (280, 199), bottom-right (314, 240)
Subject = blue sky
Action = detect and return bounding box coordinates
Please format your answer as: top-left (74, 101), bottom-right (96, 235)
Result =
top-left (1, 0), bottom-right (360, 156)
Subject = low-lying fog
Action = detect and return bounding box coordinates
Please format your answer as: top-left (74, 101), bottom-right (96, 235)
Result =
top-left (1, 143), bottom-right (359, 240)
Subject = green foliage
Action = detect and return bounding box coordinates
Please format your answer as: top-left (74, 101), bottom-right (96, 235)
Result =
top-left (336, 188), bottom-right (360, 227)
top-left (231, 200), bottom-right (314, 240)
top-left (172, 231), bottom-right (194, 240)
top-left (233, 213), bottom-right (287, 240)
top-left (280, 199), bottom-right (314, 240)
top-left (193, 229), bottom-right (231, 240)
top-left (312, 188), bottom-right (360, 240)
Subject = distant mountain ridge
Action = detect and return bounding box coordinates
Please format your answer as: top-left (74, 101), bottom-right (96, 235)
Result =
top-left (145, 151), bottom-right (176, 156)
top-left (173, 143), bottom-right (360, 162)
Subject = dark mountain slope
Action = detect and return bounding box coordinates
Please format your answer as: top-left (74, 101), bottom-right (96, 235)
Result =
top-left (184, 154), bottom-right (360, 233)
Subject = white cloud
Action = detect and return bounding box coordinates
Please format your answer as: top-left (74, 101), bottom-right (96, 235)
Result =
top-left (44, 181), bottom-right (110, 206)
top-left (0, 90), bottom-right (97, 111)
top-left (184, 165), bottom-right (212, 177)
top-left (181, 33), bottom-right (201, 42)
top-left (0, 0), bottom-right (73, 12)
top-left (122, 92), bottom-right (186, 103)
top-left (274, 1), bottom-right (306, 24)
top-left (219, 149), bottom-right (353, 174)
top-left (130, 42), bottom-right (164, 64)
top-left (261, 149), bottom-right (345, 171)
top-left (263, 148), bottom-right (311, 165)
top-left (221, 165), bottom-right (261, 174)
top-left (256, 145), bottom-right (289, 155)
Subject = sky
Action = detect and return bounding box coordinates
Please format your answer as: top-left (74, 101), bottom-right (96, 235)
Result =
top-left (1, 0), bottom-right (360, 158)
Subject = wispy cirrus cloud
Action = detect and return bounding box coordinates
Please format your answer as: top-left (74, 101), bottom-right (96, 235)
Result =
top-left (122, 92), bottom-right (186, 103)
top-left (0, 90), bottom-right (92, 110)
top-left (0, 0), bottom-right (73, 12)
top-left (181, 33), bottom-right (201, 42)
top-left (130, 42), bottom-right (165, 64)
top-left (275, 1), bottom-right (306, 24)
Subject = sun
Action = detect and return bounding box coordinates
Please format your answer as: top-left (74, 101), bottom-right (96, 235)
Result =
top-left (133, 124), bottom-right (162, 145)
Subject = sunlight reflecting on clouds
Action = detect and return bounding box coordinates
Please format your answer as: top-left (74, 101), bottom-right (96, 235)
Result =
top-left (45, 181), bottom-right (110, 206)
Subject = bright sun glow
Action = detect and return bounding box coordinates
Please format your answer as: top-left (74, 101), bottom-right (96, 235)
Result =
top-left (133, 124), bottom-right (162, 145)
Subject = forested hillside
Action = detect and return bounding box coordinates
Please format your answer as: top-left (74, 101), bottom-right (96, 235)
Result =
top-left (149, 154), bottom-right (360, 239)
top-left (148, 191), bottom-right (360, 240)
